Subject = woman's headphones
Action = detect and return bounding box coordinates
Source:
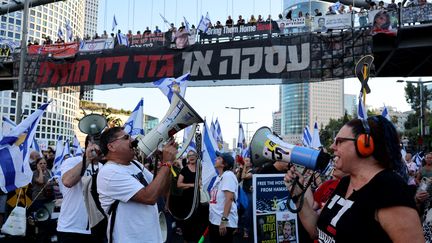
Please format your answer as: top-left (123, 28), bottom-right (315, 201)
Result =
top-left (355, 118), bottom-right (375, 158)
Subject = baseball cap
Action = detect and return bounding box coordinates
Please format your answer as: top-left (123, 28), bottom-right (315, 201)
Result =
top-left (216, 151), bottom-right (234, 169)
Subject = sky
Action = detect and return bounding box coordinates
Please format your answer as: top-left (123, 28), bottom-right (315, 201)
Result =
top-left (93, 0), bottom-right (414, 149)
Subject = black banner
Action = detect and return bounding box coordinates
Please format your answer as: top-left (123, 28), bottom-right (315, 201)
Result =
top-left (20, 30), bottom-right (372, 90)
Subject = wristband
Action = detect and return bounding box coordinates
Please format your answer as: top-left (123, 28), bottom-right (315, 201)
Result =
top-left (160, 162), bottom-right (172, 168)
top-left (221, 216), bottom-right (229, 222)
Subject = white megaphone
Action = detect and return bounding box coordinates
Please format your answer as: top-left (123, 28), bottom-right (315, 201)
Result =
top-left (250, 127), bottom-right (330, 171)
top-left (134, 93), bottom-right (203, 158)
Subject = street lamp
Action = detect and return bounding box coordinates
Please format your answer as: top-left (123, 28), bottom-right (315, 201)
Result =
top-left (225, 106), bottom-right (255, 125)
top-left (397, 78), bottom-right (432, 137)
top-left (243, 121), bottom-right (257, 143)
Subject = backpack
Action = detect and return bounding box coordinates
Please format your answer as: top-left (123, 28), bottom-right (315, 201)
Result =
top-left (82, 161), bottom-right (143, 243)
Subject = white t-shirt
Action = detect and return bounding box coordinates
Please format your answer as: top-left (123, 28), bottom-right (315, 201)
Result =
top-left (97, 161), bottom-right (162, 243)
top-left (57, 156), bottom-right (92, 234)
top-left (209, 170), bottom-right (238, 228)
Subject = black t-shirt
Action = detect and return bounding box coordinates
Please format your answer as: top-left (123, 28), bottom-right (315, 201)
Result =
top-left (317, 169), bottom-right (416, 243)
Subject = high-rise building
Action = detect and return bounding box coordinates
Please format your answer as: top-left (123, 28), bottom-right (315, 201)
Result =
top-left (279, 0), bottom-right (344, 144)
top-left (0, 0), bottom-right (92, 147)
top-left (344, 94), bottom-right (356, 116)
top-left (83, 0), bottom-right (99, 38)
top-left (272, 111), bottom-right (281, 136)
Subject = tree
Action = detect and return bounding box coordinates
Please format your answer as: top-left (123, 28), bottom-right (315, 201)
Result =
top-left (320, 112), bottom-right (352, 150)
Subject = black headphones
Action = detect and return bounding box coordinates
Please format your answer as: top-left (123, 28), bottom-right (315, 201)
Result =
top-left (354, 118), bottom-right (375, 158)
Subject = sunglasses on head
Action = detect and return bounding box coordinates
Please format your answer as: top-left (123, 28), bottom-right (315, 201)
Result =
top-left (334, 137), bottom-right (356, 146)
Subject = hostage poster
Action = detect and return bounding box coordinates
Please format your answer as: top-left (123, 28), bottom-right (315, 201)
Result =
top-left (253, 174), bottom-right (298, 243)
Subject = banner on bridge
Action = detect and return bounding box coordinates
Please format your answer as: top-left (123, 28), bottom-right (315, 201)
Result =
top-left (20, 30), bottom-right (372, 90)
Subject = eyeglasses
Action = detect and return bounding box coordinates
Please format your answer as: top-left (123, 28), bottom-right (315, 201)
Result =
top-left (109, 134), bottom-right (130, 143)
top-left (334, 137), bottom-right (356, 146)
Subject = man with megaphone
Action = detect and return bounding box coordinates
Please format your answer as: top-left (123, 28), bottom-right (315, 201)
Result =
top-left (96, 126), bottom-right (178, 243)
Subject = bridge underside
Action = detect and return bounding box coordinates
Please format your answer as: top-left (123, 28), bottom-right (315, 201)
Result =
top-left (373, 24), bottom-right (432, 77)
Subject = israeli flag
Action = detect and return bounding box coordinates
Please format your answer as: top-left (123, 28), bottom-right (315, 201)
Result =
top-left (197, 12), bottom-right (211, 32)
top-left (215, 118), bottom-right (224, 150)
top-left (183, 16), bottom-right (190, 33)
top-left (201, 119), bottom-right (219, 191)
top-left (112, 14), bottom-right (118, 31)
top-left (331, 1), bottom-right (341, 12)
top-left (237, 123), bottom-right (246, 149)
top-left (65, 20), bottom-right (73, 42)
top-left (57, 26), bottom-right (64, 40)
top-left (124, 98), bottom-right (145, 138)
top-left (117, 33), bottom-right (129, 46)
top-left (210, 119), bottom-right (217, 141)
top-left (311, 121), bottom-right (322, 149)
top-left (357, 94), bottom-right (367, 119)
top-left (153, 73), bottom-right (190, 103)
top-left (2, 117), bottom-right (41, 156)
top-left (63, 139), bottom-right (71, 158)
top-left (52, 136), bottom-right (64, 178)
top-left (72, 134), bottom-right (83, 157)
top-left (302, 126), bottom-right (312, 147)
top-left (183, 125), bottom-right (197, 153)
top-left (0, 102), bottom-right (50, 193)
top-left (159, 13), bottom-right (170, 24)
top-left (382, 105), bottom-right (391, 121)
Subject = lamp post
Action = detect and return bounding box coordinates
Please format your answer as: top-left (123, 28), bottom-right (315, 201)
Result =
top-left (225, 106), bottom-right (255, 125)
top-left (397, 78), bottom-right (432, 138)
top-left (225, 106), bottom-right (254, 150)
top-left (243, 121), bottom-right (257, 143)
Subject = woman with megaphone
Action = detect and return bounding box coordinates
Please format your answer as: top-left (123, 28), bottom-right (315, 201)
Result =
top-left (284, 115), bottom-right (424, 243)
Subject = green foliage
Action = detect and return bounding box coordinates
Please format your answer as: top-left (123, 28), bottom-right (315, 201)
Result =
top-left (320, 112), bottom-right (353, 150)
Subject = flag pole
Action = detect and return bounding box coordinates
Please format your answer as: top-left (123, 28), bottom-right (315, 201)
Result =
top-left (16, 0), bottom-right (30, 124)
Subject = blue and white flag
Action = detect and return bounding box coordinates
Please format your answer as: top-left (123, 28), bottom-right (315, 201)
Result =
top-left (63, 139), bottom-right (71, 158)
top-left (124, 98), bottom-right (145, 138)
top-left (382, 105), bottom-right (391, 121)
top-left (197, 12), bottom-right (211, 32)
top-left (237, 123), bottom-right (246, 149)
top-left (65, 20), bottom-right (73, 42)
top-left (52, 136), bottom-right (64, 178)
top-left (183, 125), bottom-right (197, 153)
top-left (311, 121), bottom-right (322, 148)
top-left (117, 33), bottom-right (129, 46)
top-left (112, 14), bottom-right (118, 31)
top-left (72, 134), bottom-right (83, 157)
top-left (215, 118), bottom-right (224, 150)
top-left (57, 26), bottom-right (64, 40)
top-left (183, 16), bottom-right (191, 33)
top-left (302, 126), bottom-right (312, 147)
top-left (2, 117), bottom-right (41, 156)
top-left (357, 94), bottom-right (367, 119)
top-left (159, 13), bottom-right (170, 24)
top-left (210, 119), bottom-right (217, 141)
top-left (331, 1), bottom-right (341, 12)
top-left (0, 102), bottom-right (50, 193)
top-left (153, 73), bottom-right (190, 103)
top-left (201, 119), bottom-right (219, 191)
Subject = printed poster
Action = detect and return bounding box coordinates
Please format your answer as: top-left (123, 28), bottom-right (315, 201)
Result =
top-left (253, 174), bottom-right (298, 243)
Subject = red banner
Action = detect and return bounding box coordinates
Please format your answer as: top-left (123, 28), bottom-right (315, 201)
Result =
top-left (28, 43), bottom-right (79, 59)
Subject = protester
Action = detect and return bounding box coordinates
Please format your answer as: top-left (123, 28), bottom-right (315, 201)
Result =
top-left (176, 150), bottom-right (209, 242)
top-left (56, 136), bottom-right (101, 243)
top-left (209, 152), bottom-right (238, 243)
top-left (30, 158), bottom-right (54, 211)
top-left (285, 115), bottom-right (424, 242)
top-left (240, 157), bottom-right (253, 239)
top-left (97, 127), bottom-right (177, 242)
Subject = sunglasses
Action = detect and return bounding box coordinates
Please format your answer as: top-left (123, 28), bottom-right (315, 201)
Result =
top-left (109, 134), bottom-right (130, 143)
top-left (334, 137), bottom-right (356, 146)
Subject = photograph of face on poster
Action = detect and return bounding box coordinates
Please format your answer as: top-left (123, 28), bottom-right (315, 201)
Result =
top-left (253, 174), bottom-right (299, 243)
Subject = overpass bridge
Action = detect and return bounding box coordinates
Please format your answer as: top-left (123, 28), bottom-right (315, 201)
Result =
top-left (0, 6), bottom-right (431, 91)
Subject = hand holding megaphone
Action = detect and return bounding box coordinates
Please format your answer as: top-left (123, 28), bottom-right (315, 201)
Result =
top-left (284, 166), bottom-right (304, 197)
top-left (85, 142), bottom-right (102, 165)
top-left (161, 139), bottom-right (178, 164)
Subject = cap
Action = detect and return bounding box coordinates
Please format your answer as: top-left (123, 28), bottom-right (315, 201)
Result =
top-left (216, 151), bottom-right (234, 169)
